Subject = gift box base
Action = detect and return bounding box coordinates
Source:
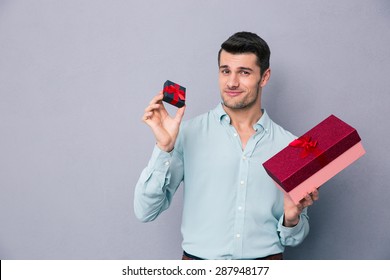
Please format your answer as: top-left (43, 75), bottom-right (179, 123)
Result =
top-left (276, 141), bottom-right (365, 204)
top-left (162, 95), bottom-right (185, 108)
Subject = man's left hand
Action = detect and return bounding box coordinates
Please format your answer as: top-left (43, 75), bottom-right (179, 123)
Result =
top-left (283, 189), bottom-right (319, 227)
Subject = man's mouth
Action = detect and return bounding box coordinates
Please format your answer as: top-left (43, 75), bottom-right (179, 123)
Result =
top-left (225, 90), bottom-right (242, 97)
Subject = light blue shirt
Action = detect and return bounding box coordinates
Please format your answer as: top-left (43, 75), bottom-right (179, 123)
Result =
top-left (134, 103), bottom-right (309, 259)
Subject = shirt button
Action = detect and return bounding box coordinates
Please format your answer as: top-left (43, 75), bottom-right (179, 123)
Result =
top-left (164, 161), bottom-right (170, 166)
top-left (238, 206), bottom-right (242, 211)
top-left (242, 156), bottom-right (247, 160)
top-left (233, 133), bottom-right (238, 137)
top-left (236, 234), bottom-right (241, 238)
top-left (240, 180), bottom-right (245, 185)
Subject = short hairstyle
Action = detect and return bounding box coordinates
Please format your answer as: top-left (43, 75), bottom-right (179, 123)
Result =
top-left (218, 31), bottom-right (271, 76)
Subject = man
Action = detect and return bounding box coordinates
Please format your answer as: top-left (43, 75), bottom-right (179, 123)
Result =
top-left (134, 31), bottom-right (319, 260)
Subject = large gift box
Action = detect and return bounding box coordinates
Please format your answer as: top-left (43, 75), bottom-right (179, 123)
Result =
top-left (162, 80), bottom-right (186, 108)
top-left (262, 115), bottom-right (365, 204)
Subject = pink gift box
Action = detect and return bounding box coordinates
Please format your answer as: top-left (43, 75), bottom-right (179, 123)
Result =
top-left (262, 115), bottom-right (365, 204)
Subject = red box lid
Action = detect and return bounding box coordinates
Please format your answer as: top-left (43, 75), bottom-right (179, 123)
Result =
top-left (262, 115), bottom-right (361, 192)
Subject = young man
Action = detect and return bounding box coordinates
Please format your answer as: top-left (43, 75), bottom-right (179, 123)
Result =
top-left (134, 31), bottom-right (319, 260)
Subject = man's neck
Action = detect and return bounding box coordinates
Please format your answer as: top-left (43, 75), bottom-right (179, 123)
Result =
top-left (223, 104), bottom-right (263, 130)
top-left (223, 104), bottom-right (263, 150)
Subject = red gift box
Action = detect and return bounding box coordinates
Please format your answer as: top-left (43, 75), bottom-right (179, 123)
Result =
top-left (162, 80), bottom-right (186, 108)
top-left (262, 115), bottom-right (365, 204)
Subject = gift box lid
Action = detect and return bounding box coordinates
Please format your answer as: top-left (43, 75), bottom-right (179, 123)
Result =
top-left (262, 115), bottom-right (362, 192)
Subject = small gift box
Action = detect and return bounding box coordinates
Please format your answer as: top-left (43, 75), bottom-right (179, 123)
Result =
top-left (262, 115), bottom-right (365, 204)
top-left (162, 80), bottom-right (186, 108)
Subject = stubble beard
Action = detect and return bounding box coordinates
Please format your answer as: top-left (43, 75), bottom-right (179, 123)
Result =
top-left (222, 87), bottom-right (260, 111)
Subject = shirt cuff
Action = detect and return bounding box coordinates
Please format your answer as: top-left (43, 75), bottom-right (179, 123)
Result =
top-left (277, 213), bottom-right (304, 235)
top-left (147, 144), bottom-right (174, 172)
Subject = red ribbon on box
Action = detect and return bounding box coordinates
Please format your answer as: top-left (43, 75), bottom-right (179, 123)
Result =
top-left (163, 84), bottom-right (185, 106)
top-left (289, 135), bottom-right (331, 168)
top-left (289, 136), bottom-right (319, 158)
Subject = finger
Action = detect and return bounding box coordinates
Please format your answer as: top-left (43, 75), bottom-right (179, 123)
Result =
top-left (300, 194), bottom-right (313, 208)
top-left (144, 103), bottom-right (162, 114)
top-left (142, 111), bottom-right (154, 122)
top-left (144, 100), bottom-right (170, 120)
top-left (310, 189), bottom-right (319, 201)
top-left (149, 93), bottom-right (169, 119)
top-left (174, 105), bottom-right (186, 123)
top-left (142, 102), bottom-right (163, 117)
top-left (149, 91), bottom-right (164, 106)
top-left (295, 203), bottom-right (304, 212)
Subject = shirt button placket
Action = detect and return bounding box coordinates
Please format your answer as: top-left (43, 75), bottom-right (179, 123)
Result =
top-left (233, 152), bottom-right (249, 258)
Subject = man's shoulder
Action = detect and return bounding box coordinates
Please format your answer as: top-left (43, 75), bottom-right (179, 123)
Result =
top-left (267, 116), bottom-right (297, 144)
top-left (270, 120), bottom-right (296, 138)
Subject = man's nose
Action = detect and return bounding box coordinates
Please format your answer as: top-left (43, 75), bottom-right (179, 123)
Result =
top-left (227, 74), bottom-right (239, 88)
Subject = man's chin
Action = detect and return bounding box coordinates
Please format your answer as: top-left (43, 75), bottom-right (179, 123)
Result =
top-left (222, 101), bottom-right (246, 110)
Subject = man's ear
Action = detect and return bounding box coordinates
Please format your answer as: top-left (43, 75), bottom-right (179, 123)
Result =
top-left (260, 68), bottom-right (271, 87)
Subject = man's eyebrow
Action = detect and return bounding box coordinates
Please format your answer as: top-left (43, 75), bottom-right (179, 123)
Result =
top-left (219, 65), bottom-right (254, 72)
top-left (237, 67), bottom-right (254, 72)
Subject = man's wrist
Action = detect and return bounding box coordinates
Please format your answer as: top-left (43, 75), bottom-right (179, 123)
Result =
top-left (156, 143), bottom-right (174, 153)
top-left (283, 215), bottom-right (300, 227)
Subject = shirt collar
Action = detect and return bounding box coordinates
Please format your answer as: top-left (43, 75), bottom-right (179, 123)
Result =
top-left (213, 103), bottom-right (271, 133)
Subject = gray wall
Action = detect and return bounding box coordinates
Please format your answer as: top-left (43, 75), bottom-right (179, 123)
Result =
top-left (0, 0), bottom-right (389, 260)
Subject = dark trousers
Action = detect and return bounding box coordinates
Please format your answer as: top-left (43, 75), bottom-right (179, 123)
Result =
top-left (182, 251), bottom-right (283, 260)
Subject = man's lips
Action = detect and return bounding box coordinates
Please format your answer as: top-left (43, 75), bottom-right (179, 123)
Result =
top-left (224, 90), bottom-right (243, 97)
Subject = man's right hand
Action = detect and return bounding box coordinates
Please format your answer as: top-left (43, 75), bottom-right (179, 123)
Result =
top-left (142, 91), bottom-right (186, 152)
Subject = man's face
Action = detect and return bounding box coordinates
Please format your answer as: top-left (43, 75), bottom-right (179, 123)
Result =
top-left (219, 50), bottom-right (266, 110)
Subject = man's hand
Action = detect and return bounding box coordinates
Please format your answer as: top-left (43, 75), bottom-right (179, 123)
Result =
top-left (142, 91), bottom-right (186, 152)
top-left (283, 189), bottom-right (319, 227)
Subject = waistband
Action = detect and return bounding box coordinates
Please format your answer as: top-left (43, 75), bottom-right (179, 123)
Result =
top-left (182, 251), bottom-right (283, 260)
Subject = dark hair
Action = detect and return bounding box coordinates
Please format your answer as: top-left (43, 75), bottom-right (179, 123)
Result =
top-left (218, 31), bottom-right (271, 76)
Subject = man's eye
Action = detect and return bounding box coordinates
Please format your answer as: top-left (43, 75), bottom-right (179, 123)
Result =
top-left (221, 69), bottom-right (230, 74)
top-left (240, 71), bottom-right (250, 75)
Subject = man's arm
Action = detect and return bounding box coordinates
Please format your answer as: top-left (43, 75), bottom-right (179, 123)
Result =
top-left (134, 145), bottom-right (184, 222)
top-left (134, 92), bottom-right (186, 222)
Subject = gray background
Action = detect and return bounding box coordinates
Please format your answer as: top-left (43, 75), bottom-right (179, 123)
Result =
top-left (0, 0), bottom-right (389, 260)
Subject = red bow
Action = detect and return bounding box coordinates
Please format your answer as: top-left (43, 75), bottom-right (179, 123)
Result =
top-left (163, 84), bottom-right (185, 105)
top-left (289, 136), bottom-right (318, 158)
